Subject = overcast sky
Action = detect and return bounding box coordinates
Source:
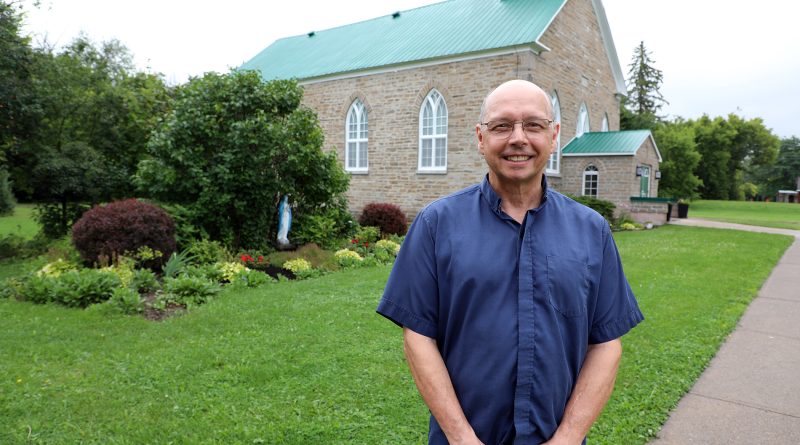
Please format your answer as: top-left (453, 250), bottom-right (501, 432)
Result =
top-left (20, 0), bottom-right (800, 138)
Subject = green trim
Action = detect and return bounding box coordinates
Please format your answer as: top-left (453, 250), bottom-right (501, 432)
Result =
top-left (630, 197), bottom-right (673, 203)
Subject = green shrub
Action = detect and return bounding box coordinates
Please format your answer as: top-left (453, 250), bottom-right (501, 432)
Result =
top-left (108, 287), bottom-right (144, 314)
top-left (334, 249), bottom-right (363, 268)
top-left (130, 269), bottom-right (160, 293)
top-left (50, 269), bottom-right (121, 307)
top-left (162, 275), bottom-right (220, 307)
top-left (186, 239), bottom-right (231, 265)
top-left (19, 275), bottom-right (57, 304)
top-left (184, 263), bottom-right (225, 283)
top-left (34, 202), bottom-right (90, 239)
top-left (567, 195), bottom-right (616, 222)
top-left (0, 234), bottom-right (27, 259)
top-left (294, 213), bottom-right (339, 249)
top-left (282, 258), bottom-right (320, 279)
top-left (229, 269), bottom-right (274, 288)
top-left (0, 168), bottom-right (16, 216)
top-left (353, 226), bottom-right (381, 244)
top-left (36, 259), bottom-right (78, 277)
top-left (215, 261), bottom-right (247, 282)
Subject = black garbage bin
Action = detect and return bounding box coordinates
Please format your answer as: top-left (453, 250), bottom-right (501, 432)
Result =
top-left (677, 202), bottom-right (689, 218)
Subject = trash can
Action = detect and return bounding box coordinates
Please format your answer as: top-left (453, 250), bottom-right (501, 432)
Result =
top-left (667, 203), bottom-right (673, 222)
top-left (677, 202), bottom-right (689, 218)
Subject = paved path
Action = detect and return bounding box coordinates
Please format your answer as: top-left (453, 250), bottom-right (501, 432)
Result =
top-left (649, 218), bottom-right (800, 444)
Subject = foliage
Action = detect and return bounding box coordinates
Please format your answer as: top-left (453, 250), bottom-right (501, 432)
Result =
top-left (228, 268), bottom-right (274, 288)
top-left (36, 258), bottom-right (78, 277)
top-left (72, 199), bottom-right (176, 268)
top-left (266, 243), bottom-right (337, 272)
top-left (359, 203), bottom-right (408, 236)
top-left (34, 201), bottom-right (90, 239)
top-left (184, 264), bottom-right (225, 283)
top-left (130, 268), bottom-right (160, 293)
top-left (158, 203), bottom-right (206, 250)
top-left (335, 248), bottom-right (363, 268)
top-left (217, 261), bottom-right (248, 282)
top-left (567, 195), bottom-right (616, 222)
top-left (100, 256), bottom-right (136, 288)
top-left (0, 168), bottom-right (15, 216)
top-left (15, 268), bottom-right (124, 308)
top-left (162, 249), bottom-right (194, 279)
top-left (161, 275), bottom-right (220, 307)
top-left (108, 286), bottom-right (143, 314)
top-left (186, 239), bottom-right (231, 265)
top-left (692, 114), bottom-right (780, 200)
top-left (0, 228), bottom-right (790, 444)
top-left (354, 225), bottom-right (381, 244)
top-left (621, 41), bottom-right (667, 130)
top-left (135, 71), bottom-right (349, 251)
top-left (652, 120), bottom-right (702, 200)
top-left (283, 258), bottom-right (312, 274)
top-left (748, 137), bottom-right (800, 198)
top-left (293, 213), bottom-right (339, 249)
top-left (375, 239), bottom-right (401, 256)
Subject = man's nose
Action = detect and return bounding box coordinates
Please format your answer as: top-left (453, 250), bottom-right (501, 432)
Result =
top-left (508, 122), bottom-right (527, 142)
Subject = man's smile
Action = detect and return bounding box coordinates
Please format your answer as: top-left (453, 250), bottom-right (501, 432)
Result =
top-left (504, 155), bottom-right (533, 162)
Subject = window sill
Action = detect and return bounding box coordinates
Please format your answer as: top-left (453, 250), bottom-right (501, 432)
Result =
top-left (346, 170), bottom-right (369, 175)
top-left (417, 169), bottom-right (447, 175)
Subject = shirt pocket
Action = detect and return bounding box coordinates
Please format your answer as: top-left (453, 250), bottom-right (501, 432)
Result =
top-left (546, 255), bottom-right (589, 318)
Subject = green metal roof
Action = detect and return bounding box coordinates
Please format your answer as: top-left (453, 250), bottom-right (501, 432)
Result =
top-left (241, 0), bottom-right (567, 81)
top-left (562, 130), bottom-right (660, 160)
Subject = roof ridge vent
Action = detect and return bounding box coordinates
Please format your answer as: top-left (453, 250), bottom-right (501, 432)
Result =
top-left (307, 31), bottom-right (315, 37)
top-left (391, 11), bottom-right (400, 18)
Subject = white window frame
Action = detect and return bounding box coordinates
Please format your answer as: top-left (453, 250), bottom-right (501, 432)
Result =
top-left (418, 89), bottom-right (447, 173)
top-left (601, 113), bottom-right (609, 132)
top-left (345, 99), bottom-right (368, 173)
top-left (547, 91), bottom-right (562, 174)
top-left (577, 102), bottom-right (590, 137)
top-left (583, 165), bottom-right (599, 197)
top-left (640, 164), bottom-right (651, 197)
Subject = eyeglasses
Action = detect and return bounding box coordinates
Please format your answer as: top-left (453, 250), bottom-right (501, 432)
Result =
top-left (480, 119), bottom-right (554, 138)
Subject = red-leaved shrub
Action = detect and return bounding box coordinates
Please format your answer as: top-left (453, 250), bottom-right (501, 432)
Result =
top-left (359, 203), bottom-right (407, 236)
top-left (72, 199), bottom-right (176, 268)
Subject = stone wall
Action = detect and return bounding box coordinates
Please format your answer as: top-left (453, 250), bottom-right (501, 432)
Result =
top-left (300, 0), bottom-right (624, 219)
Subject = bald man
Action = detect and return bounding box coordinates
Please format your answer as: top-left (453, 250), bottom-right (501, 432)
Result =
top-left (377, 80), bottom-right (643, 444)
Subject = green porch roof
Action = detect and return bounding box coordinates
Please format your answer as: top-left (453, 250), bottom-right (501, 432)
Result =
top-left (241, 0), bottom-right (567, 81)
top-left (561, 130), bottom-right (661, 161)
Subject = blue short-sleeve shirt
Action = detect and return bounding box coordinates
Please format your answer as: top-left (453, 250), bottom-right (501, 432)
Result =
top-left (377, 175), bottom-right (644, 445)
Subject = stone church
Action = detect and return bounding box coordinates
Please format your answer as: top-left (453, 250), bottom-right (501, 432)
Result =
top-left (242, 0), bottom-right (666, 223)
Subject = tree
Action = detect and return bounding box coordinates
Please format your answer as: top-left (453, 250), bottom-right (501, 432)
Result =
top-left (0, 1), bottom-right (40, 170)
top-left (652, 120), bottom-right (702, 200)
top-left (621, 41), bottom-right (667, 130)
top-left (692, 114), bottom-right (780, 200)
top-left (749, 137), bottom-right (800, 198)
top-left (135, 71), bottom-right (349, 250)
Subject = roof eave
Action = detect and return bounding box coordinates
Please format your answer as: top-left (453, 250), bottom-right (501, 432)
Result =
top-left (591, 0), bottom-right (627, 96)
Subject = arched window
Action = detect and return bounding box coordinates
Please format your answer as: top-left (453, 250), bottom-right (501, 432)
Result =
top-left (419, 89), bottom-right (447, 172)
top-left (601, 113), bottom-right (609, 132)
top-left (577, 102), bottom-right (590, 137)
top-left (345, 99), bottom-right (368, 172)
top-left (547, 91), bottom-right (562, 174)
top-left (583, 165), bottom-right (599, 197)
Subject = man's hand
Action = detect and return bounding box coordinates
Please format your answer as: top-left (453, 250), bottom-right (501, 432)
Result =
top-left (403, 328), bottom-right (484, 445)
top-left (545, 339), bottom-right (623, 445)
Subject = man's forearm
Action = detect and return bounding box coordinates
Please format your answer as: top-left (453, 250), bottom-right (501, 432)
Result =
top-left (403, 328), bottom-right (483, 445)
top-left (547, 339), bottom-right (623, 445)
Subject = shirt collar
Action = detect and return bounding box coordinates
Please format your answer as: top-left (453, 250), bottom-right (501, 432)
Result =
top-left (480, 174), bottom-right (550, 214)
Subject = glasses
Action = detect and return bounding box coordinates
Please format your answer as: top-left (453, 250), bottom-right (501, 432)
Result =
top-left (480, 119), bottom-right (553, 138)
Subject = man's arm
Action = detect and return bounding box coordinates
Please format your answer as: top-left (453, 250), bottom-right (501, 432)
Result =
top-left (545, 338), bottom-right (623, 445)
top-left (403, 328), bottom-right (484, 445)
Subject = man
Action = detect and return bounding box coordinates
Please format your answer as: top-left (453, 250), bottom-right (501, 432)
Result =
top-left (377, 80), bottom-right (643, 444)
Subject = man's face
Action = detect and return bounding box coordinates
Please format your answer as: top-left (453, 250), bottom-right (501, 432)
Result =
top-left (476, 82), bottom-right (560, 189)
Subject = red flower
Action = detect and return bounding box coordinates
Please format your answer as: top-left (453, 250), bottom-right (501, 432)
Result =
top-left (364, 242), bottom-right (369, 248)
top-left (258, 255), bottom-right (264, 263)
top-left (351, 238), bottom-right (358, 244)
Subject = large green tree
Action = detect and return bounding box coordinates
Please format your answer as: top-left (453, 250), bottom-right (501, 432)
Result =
top-left (621, 41), bottom-right (667, 131)
top-left (0, 1), bottom-right (39, 170)
top-left (692, 114), bottom-right (779, 200)
top-left (652, 120), bottom-right (702, 200)
top-left (135, 71), bottom-right (349, 250)
top-left (748, 137), bottom-right (800, 198)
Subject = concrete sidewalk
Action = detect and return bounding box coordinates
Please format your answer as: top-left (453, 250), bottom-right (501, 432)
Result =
top-left (650, 218), bottom-right (800, 444)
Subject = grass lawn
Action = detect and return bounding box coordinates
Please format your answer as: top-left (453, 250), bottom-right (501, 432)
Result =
top-left (0, 204), bottom-right (39, 239)
top-left (690, 199), bottom-right (800, 230)
top-left (0, 226), bottom-right (792, 444)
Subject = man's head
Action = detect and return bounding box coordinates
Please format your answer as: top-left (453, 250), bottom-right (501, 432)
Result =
top-left (476, 80), bottom-right (560, 189)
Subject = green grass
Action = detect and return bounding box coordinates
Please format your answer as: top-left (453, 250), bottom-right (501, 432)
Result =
top-left (690, 199), bottom-right (800, 230)
top-left (0, 204), bottom-right (40, 239)
top-left (0, 226), bottom-right (792, 444)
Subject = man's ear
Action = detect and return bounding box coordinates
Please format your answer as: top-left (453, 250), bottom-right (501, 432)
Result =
top-left (476, 124), bottom-right (485, 156)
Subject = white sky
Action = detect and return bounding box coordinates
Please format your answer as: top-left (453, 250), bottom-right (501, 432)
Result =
top-left (20, 0), bottom-right (800, 138)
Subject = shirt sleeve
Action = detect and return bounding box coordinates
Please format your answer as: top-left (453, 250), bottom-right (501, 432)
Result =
top-left (588, 225), bottom-right (644, 344)
top-left (376, 208), bottom-right (439, 339)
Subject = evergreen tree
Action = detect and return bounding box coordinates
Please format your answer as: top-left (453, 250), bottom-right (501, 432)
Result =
top-left (621, 41), bottom-right (668, 130)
